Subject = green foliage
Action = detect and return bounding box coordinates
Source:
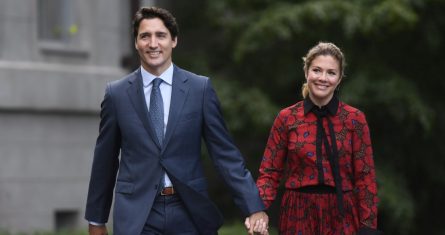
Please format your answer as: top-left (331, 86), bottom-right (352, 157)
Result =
top-left (377, 168), bottom-right (415, 234)
top-left (208, 0), bottom-right (419, 61)
top-left (212, 78), bottom-right (279, 136)
top-left (342, 71), bottom-right (434, 132)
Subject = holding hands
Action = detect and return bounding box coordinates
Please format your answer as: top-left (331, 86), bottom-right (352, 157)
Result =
top-left (245, 211), bottom-right (269, 235)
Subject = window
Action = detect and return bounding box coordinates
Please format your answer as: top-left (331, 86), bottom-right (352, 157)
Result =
top-left (55, 210), bottom-right (79, 231)
top-left (37, 0), bottom-right (89, 56)
top-left (38, 0), bottom-right (79, 43)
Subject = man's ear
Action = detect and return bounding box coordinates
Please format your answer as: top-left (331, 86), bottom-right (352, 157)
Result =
top-left (172, 37), bottom-right (178, 48)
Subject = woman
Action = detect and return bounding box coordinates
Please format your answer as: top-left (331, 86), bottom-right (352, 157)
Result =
top-left (255, 42), bottom-right (380, 235)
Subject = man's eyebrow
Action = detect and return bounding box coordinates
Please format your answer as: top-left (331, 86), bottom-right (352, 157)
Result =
top-left (139, 32), bottom-right (150, 37)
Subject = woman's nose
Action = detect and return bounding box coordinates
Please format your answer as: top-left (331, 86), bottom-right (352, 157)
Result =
top-left (318, 72), bottom-right (328, 81)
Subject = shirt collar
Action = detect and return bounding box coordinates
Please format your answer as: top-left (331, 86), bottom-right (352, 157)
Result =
top-left (141, 63), bottom-right (174, 87)
top-left (304, 95), bottom-right (339, 116)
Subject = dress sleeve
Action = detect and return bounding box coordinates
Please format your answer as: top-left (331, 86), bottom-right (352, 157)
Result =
top-left (256, 111), bottom-right (288, 209)
top-left (351, 112), bottom-right (378, 229)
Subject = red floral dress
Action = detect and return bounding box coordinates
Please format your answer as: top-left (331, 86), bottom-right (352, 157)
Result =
top-left (256, 97), bottom-right (378, 235)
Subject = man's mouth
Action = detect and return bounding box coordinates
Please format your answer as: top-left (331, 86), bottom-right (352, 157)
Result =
top-left (147, 51), bottom-right (161, 57)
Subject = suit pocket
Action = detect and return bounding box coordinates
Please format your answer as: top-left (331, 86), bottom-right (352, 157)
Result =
top-left (115, 181), bottom-right (134, 194)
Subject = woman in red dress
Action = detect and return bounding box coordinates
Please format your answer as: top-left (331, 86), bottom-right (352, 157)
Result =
top-left (255, 42), bottom-right (380, 235)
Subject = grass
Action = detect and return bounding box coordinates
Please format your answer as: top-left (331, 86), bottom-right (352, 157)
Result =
top-left (0, 230), bottom-right (87, 235)
top-left (1, 222), bottom-right (278, 235)
top-left (219, 222), bottom-right (278, 235)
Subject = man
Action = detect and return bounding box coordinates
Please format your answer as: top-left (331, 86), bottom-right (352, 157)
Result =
top-left (85, 7), bottom-right (268, 235)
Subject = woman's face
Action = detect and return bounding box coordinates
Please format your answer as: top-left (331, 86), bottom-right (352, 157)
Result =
top-left (305, 55), bottom-right (341, 106)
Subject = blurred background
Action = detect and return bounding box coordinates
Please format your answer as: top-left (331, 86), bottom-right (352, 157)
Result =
top-left (0, 0), bottom-right (444, 234)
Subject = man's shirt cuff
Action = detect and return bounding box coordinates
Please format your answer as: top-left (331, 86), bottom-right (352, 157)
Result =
top-left (89, 221), bottom-right (105, 226)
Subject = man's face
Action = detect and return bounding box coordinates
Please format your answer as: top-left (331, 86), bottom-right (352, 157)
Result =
top-left (135, 18), bottom-right (177, 76)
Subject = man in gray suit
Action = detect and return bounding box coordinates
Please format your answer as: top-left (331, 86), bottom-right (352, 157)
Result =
top-left (85, 7), bottom-right (268, 235)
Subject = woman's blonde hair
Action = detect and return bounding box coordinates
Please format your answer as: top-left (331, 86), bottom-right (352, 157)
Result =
top-left (301, 42), bottom-right (346, 98)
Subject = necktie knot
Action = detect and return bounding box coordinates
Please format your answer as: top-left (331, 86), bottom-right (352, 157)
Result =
top-left (153, 78), bottom-right (162, 88)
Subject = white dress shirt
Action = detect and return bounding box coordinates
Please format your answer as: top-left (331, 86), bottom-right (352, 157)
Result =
top-left (141, 64), bottom-right (173, 188)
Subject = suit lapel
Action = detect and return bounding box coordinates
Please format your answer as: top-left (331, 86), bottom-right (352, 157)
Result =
top-left (163, 66), bottom-right (189, 152)
top-left (127, 69), bottom-right (162, 149)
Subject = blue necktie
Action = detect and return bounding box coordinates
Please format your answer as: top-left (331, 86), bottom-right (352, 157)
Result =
top-left (149, 78), bottom-right (164, 146)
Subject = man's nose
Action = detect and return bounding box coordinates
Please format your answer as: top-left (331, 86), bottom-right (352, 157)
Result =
top-left (149, 37), bottom-right (158, 47)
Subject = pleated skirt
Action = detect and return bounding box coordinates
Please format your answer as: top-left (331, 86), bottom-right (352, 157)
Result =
top-left (278, 189), bottom-right (360, 235)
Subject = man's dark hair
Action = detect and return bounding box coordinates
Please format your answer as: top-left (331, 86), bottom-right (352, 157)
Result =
top-left (132, 7), bottom-right (179, 40)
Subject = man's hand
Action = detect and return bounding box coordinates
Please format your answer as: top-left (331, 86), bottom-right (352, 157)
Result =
top-left (89, 224), bottom-right (108, 235)
top-left (244, 211), bottom-right (269, 235)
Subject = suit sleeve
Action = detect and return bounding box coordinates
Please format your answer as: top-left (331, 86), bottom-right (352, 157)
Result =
top-left (85, 83), bottom-right (121, 223)
top-left (351, 112), bottom-right (378, 230)
top-left (202, 79), bottom-right (265, 216)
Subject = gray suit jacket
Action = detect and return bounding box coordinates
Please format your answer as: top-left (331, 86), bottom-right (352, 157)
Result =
top-left (85, 65), bottom-right (264, 235)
